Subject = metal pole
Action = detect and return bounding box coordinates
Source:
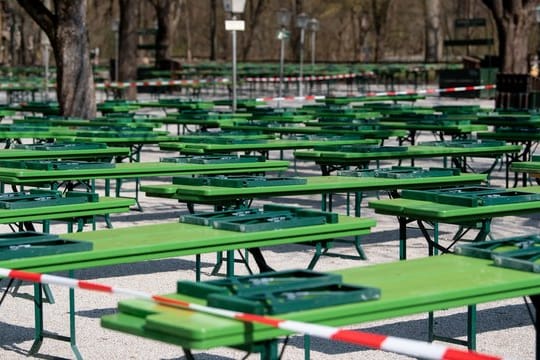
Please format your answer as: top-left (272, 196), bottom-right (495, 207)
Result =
top-left (279, 32), bottom-right (285, 98)
top-left (232, 15), bottom-right (237, 112)
top-left (298, 28), bottom-right (305, 97)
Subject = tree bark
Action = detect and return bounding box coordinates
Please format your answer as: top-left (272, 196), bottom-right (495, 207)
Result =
top-left (481, 0), bottom-right (537, 73)
top-left (150, 0), bottom-right (181, 66)
top-left (424, 0), bottom-right (442, 62)
top-left (209, 0), bottom-right (217, 60)
top-left (241, 0), bottom-right (265, 60)
top-left (17, 0), bottom-right (96, 118)
top-left (370, 0), bottom-right (391, 62)
top-left (119, 0), bottom-right (139, 100)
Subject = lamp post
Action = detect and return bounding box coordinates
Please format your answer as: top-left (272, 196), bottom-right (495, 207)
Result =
top-left (276, 8), bottom-right (291, 98)
top-left (111, 19), bottom-right (120, 82)
top-left (296, 12), bottom-right (309, 97)
top-left (308, 18), bottom-right (319, 74)
top-left (223, 0), bottom-right (246, 113)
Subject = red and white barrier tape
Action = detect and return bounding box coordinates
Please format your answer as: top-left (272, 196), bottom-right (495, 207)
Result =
top-left (0, 78), bottom-right (231, 90)
top-left (359, 84), bottom-right (496, 98)
top-left (245, 73), bottom-right (364, 83)
top-left (255, 84), bottom-right (497, 103)
top-left (95, 78), bottom-right (230, 89)
top-left (256, 94), bottom-right (326, 102)
top-left (0, 267), bottom-right (508, 360)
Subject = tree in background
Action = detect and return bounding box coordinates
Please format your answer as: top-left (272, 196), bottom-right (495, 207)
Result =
top-left (118, 0), bottom-right (138, 100)
top-left (481, 0), bottom-right (538, 73)
top-left (424, 0), bottom-right (442, 62)
top-left (148, 0), bottom-right (180, 68)
top-left (17, 0), bottom-right (96, 118)
top-left (209, 0), bottom-right (217, 61)
top-left (370, 0), bottom-right (392, 62)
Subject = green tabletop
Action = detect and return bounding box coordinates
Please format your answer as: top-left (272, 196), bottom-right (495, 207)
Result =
top-left (295, 144), bottom-right (521, 164)
top-left (0, 147), bottom-right (130, 160)
top-left (71, 135), bottom-right (181, 145)
top-left (478, 131), bottom-right (540, 142)
top-left (510, 161), bottom-right (540, 173)
top-left (318, 94), bottom-right (425, 105)
top-left (221, 123), bottom-right (407, 139)
top-left (139, 100), bottom-right (215, 110)
top-left (101, 254), bottom-right (540, 350)
top-left (380, 122), bottom-right (488, 134)
top-left (0, 129), bottom-right (74, 139)
top-left (141, 173), bottom-right (487, 204)
top-left (0, 161), bottom-right (290, 185)
top-left (0, 196), bottom-right (133, 224)
top-left (160, 138), bottom-right (378, 155)
top-left (368, 190), bottom-right (540, 224)
top-left (14, 118), bottom-right (160, 130)
top-left (0, 215), bottom-right (375, 273)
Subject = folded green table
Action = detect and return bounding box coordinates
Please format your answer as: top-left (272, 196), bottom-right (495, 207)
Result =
top-left (101, 254), bottom-right (540, 360)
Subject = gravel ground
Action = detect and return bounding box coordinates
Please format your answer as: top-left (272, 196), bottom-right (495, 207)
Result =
top-left (0, 95), bottom-right (538, 359)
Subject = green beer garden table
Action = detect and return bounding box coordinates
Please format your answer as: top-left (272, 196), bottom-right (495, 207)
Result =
top-left (294, 143), bottom-right (521, 175)
top-left (141, 173), bottom-right (487, 209)
top-left (510, 160), bottom-right (540, 185)
top-left (221, 122), bottom-right (407, 140)
top-left (0, 196), bottom-right (134, 232)
top-left (369, 186), bottom-right (540, 260)
top-left (141, 171), bottom-right (486, 266)
top-left (0, 214), bottom-right (375, 359)
top-left (0, 161), bottom-right (289, 186)
top-left (0, 146), bottom-right (130, 161)
top-left (101, 254), bottom-right (540, 360)
top-left (159, 138), bottom-right (379, 156)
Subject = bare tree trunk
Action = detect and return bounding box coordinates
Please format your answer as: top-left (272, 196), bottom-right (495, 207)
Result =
top-left (119, 0), bottom-right (139, 100)
top-left (424, 0), bottom-right (442, 62)
top-left (291, 0), bottom-right (305, 61)
top-left (209, 0), bottom-right (217, 60)
top-left (17, 0), bottom-right (96, 118)
top-left (182, 0), bottom-right (192, 63)
top-left (370, 0), bottom-right (391, 62)
top-left (151, 0), bottom-right (181, 66)
top-left (241, 0), bottom-right (265, 60)
top-left (481, 0), bottom-right (537, 73)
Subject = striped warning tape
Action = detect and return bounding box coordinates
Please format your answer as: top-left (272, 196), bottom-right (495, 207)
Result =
top-left (255, 84), bottom-right (497, 102)
top-left (256, 94), bottom-right (326, 102)
top-left (245, 72), bottom-right (367, 83)
top-left (0, 78), bottom-right (231, 90)
top-left (95, 78), bottom-right (230, 89)
top-left (360, 84), bottom-right (497, 97)
top-left (0, 267), bottom-right (509, 360)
